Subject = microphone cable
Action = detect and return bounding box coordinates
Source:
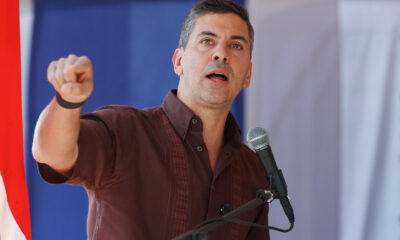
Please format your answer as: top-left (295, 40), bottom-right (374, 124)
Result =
top-left (193, 200), bottom-right (294, 233)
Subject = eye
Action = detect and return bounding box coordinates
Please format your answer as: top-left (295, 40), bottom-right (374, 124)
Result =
top-left (232, 43), bottom-right (243, 49)
top-left (201, 38), bottom-right (213, 45)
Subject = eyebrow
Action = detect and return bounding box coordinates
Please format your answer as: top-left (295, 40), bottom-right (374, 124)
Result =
top-left (231, 35), bottom-right (249, 45)
top-left (198, 31), bottom-right (217, 37)
top-left (197, 31), bottom-right (249, 45)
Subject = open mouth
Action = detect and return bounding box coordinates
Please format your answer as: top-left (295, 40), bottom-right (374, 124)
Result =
top-left (206, 73), bottom-right (228, 82)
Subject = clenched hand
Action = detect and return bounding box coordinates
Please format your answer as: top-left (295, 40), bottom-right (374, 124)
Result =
top-left (47, 54), bottom-right (94, 103)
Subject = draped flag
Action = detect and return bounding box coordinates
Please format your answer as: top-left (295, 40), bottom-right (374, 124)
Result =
top-left (0, 0), bottom-right (32, 239)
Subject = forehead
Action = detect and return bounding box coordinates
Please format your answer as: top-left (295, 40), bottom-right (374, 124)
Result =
top-left (191, 13), bottom-right (249, 40)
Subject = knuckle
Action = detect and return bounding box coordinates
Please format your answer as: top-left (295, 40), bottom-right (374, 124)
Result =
top-left (64, 65), bottom-right (72, 74)
top-left (81, 56), bottom-right (91, 64)
top-left (47, 61), bottom-right (55, 71)
top-left (48, 77), bottom-right (58, 88)
top-left (55, 71), bottom-right (64, 81)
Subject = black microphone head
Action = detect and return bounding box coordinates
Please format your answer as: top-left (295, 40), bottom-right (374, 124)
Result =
top-left (246, 127), bottom-right (270, 151)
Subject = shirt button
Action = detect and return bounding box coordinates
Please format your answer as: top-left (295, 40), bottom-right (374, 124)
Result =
top-left (219, 203), bottom-right (232, 216)
top-left (191, 118), bottom-right (198, 124)
top-left (196, 146), bottom-right (203, 152)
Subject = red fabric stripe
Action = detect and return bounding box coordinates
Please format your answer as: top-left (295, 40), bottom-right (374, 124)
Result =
top-left (159, 113), bottom-right (192, 239)
top-left (0, 0), bottom-right (32, 239)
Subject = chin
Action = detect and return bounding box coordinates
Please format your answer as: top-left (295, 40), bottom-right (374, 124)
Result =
top-left (201, 96), bottom-right (232, 108)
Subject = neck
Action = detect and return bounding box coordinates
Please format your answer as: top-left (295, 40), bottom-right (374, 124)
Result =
top-left (195, 107), bottom-right (229, 172)
top-left (177, 92), bottom-right (230, 172)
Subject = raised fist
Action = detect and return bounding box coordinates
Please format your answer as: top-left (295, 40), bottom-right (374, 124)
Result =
top-left (47, 54), bottom-right (94, 103)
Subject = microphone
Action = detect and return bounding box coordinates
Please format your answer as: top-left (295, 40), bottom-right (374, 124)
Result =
top-left (247, 127), bottom-right (295, 224)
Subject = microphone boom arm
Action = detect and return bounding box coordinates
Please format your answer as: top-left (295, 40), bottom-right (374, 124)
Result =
top-left (172, 190), bottom-right (273, 240)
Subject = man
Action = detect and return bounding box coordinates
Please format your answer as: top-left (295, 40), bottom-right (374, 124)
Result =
top-left (32, 0), bottom-right (270, 239)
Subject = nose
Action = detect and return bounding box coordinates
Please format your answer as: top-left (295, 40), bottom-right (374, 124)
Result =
top-left (212, 45), bottom-right (229, 63)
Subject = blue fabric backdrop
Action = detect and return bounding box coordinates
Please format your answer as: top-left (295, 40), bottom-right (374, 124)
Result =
top-left (26, 0), bottom-right (244, 239)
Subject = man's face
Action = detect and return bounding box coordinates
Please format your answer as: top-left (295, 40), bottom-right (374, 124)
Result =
top-left (173, 13), bottom-right (252, 111)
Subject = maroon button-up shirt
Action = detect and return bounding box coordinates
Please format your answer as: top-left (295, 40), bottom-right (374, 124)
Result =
top-left (38, 90), bottom-right (270, 240)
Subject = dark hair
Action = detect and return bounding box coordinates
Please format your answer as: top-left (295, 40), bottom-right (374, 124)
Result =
top-left (179, 0), bottom-right (254, 56)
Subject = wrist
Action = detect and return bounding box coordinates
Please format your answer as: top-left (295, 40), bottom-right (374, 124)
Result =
top-left (55, 92), bottom-right (85, 109)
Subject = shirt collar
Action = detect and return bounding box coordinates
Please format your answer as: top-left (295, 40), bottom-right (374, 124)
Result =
top-left (162, 89), bottom-right (242, 145)
top-left (162, 90), bottom-right (193, 139)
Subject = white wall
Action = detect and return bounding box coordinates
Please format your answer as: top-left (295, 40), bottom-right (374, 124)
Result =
top-left (247, 1), bottom-right (400, 240)
top-left (339, 2), bottom-right (400, 240)
top-left (246, 1), bottom-right (339, 239)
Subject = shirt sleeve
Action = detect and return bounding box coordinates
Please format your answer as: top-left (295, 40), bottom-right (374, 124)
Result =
top-left (37, 111), bottom-right (116, 190)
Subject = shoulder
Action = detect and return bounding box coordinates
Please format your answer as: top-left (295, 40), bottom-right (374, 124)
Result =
top-left (238, 143), bottom-right (266, 176)
top-left (84, 104), bottom-right (162, 117)
top-left (239, 143), bottom-right (258, 159)
top-left (78, 105), bottom-right (165, 142)
top-left (231, 143), bottom-right (270, 193)
top-left (81, 105), bottom-right (164, 125)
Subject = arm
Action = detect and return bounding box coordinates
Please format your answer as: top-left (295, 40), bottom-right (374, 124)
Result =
top-left (32, 54), bottom-right (93, 174)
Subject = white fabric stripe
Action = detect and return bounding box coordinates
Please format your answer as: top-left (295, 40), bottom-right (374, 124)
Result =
top-left (20, 0), bottom-right (34, 159)
top-left (246, 1), bottom-right (340, 240)
top-left (0, 173), bottom-right (27, 240)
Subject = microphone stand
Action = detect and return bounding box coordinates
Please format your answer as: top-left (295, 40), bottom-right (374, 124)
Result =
top-left (172, 189), bottom-right (273, 240)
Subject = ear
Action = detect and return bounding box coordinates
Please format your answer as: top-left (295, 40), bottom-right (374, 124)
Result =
top-left (172, 48), bottom-right (184, 76)
top-left (243, 61), bottom-right (252, 88)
